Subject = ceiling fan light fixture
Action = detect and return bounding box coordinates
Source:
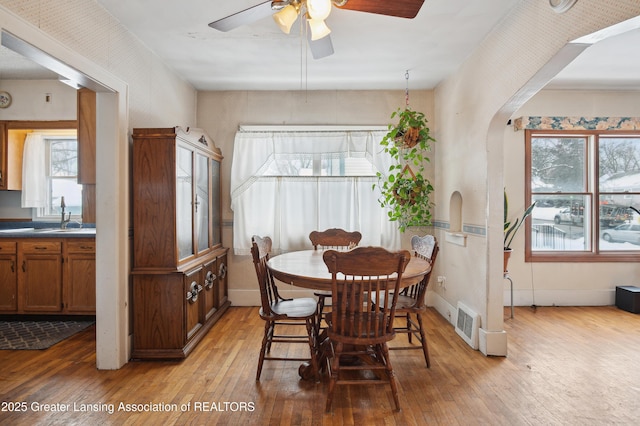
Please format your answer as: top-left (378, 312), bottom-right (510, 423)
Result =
top-left (307, 0), bottom-right (332, 21)
top-left (273, 4), bottom-right (299, 34)
top-left (308, 18), bottom-right (331, 40)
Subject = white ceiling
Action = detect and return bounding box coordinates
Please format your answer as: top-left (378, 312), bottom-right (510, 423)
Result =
top-left (1, 0), bottom-right (639, 92)
top-left (96, 0), bottom-right (526, 91)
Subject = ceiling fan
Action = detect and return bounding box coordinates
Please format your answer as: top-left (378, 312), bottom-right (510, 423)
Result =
top-left (208, 0), bottom-right (425, 59)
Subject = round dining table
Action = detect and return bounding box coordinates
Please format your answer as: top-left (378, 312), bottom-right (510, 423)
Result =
top-left (267, 249), bottom-right (431, 291)
top-left (266, 248), bottom-right (431, 381)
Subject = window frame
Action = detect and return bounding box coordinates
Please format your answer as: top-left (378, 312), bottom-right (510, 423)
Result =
top-left (525, 129), bottom-right (640, 262)
top-left (35, 136), bottom-right (82, 221)
top-left (229, 128), bottom-right (399, 254)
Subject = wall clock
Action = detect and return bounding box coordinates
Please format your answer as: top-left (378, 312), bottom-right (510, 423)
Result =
top-left (0, 91), bottom-right (11, 108)
top-left (549, 0), bottom-right (578, 13)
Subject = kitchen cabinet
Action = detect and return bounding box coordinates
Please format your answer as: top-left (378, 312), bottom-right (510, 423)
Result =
top-left (0, 236), bottom-right (95, 315)
top-left (131, 127), bottom-right (229, 360)
top-left (77, 88), bottom-right (96, 185)
top-left (64, 239), bottom-right (96, 313)
top-left (1, 120), bottom-right (77, 191)
top-left (20, 241), bottom-right (63, 312)
top-left (0, 124), bottom-right (26, 191)
top-left (77, 88), bottom-right (96, 223)
top-left (0, 241), bottom-right (17, 311)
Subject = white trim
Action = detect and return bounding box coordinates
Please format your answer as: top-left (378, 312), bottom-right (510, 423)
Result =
top-left (506, 288), bottom-right (615, 307)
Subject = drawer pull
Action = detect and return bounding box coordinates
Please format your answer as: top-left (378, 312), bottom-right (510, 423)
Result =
top-left (34, 246), bottom-right (49, 250)
top-left (204, 271), bottom-right (216, 290)
top-left (186, 281), bottom-right (203, 303)
top-left (22, 261), bottom-right (26, 272)
top-left (219, 263), bottom-right (227, 279)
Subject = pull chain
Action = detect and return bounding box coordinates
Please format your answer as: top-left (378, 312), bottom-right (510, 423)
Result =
top-left (405, 70), bottom-right (410, 107)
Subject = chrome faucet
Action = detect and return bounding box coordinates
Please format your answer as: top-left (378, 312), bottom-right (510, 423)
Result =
top-left (60, 196), bottom-right (71, 229)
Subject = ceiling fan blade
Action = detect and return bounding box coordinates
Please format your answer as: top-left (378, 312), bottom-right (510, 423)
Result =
top-left (208, 1), bottom-right (274, 32)
top-left (335, 0), bottom-right (425, 19)
top-left (308, 34), bottom-right (334, 59)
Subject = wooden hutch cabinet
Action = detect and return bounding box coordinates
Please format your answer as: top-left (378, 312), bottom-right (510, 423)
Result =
top-left (131, 127), bottom-right (229, 359)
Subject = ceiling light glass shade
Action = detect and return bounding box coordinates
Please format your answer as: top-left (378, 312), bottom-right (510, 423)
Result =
top-left (308, 18), bottom-right (331, 41)
top-left (307, 0), bottom-right (332, 21)
top-left (273, 5), bottom-right (299, 34)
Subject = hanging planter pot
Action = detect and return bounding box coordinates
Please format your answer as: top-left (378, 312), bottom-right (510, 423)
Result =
top-left (374, 109), bottom-right (436, 232)
top-left (402, 126), bottom-right (421, 148)
top-left (392, 165), bottom-right (419, 205)
top-left (386, 107), bottom-right (433, 150)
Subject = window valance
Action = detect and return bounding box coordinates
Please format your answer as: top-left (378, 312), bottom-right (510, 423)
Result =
top-left (514, 116), bottom-right (640, 131)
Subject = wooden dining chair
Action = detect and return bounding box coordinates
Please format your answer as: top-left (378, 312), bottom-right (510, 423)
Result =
top-left (309, 228), bottom-right (363, 333)
top-left (309, 228), bottom-right (362, 250)
top-left (322, 246), bottom-right (411, 412)
top-left (391, 234), bottom-right (439, 367)
top-left (251, 235), bottom-right (320, 381)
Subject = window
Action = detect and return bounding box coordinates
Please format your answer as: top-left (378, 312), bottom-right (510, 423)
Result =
top-left (28, 134), bottom-right (81, 220)
top-left (230, 128), bottom-right (400, 254)
top-left (526, 130), bottom-right (640, 261)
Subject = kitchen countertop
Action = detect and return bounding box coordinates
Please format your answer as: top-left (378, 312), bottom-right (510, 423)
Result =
top-left (0, 228), bottom-right (96, 238)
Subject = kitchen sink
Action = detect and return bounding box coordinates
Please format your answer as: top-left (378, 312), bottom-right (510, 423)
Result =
top-left (39, 228), bottom-right (96, 234)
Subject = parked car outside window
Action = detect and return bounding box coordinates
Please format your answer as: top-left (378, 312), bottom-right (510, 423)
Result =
top-left (553, 208), bottom-right (583, 225)
top-left (602, 224), bottom-right (640, 245)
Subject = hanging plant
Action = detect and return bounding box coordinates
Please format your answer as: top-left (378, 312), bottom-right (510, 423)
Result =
top-left (374, 107), bottom-right (435, 232)
top-left (384, 107), bottom-right (434, 150)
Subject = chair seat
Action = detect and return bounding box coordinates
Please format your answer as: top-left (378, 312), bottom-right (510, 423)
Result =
top-left (372, 293), bottom-right (425, 312)
top-left (264, 297), bottom-right (318, 318)
top-left (395, 294), bottom-right (426, 312)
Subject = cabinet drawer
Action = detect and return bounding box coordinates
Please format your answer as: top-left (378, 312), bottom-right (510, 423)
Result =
top-left (0, 241), bottom-right (17, 254)
top-left (21, 241), bottom-right (62, 253)
top-left (66, 240), bottom-right (96, 253)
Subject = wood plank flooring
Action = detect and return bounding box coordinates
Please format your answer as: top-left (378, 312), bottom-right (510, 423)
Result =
top-left (1, 306), bottom-right (639, 425)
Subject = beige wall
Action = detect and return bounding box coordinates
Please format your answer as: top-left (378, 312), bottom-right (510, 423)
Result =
top-left (505, 89), bottom-right (640, 306)
top-left (434, 0), bottom-right (640, 355)
top-left (196, 90), bottom-right (435, 304)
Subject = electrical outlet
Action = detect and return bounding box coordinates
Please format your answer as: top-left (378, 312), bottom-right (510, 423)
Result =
top-left (437, 275), bottom-right (446, 283)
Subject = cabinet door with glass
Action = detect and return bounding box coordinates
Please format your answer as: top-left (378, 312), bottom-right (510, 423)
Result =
top-left (176, 144), bottom-right (194, 261)
top-left (195, 152), bottom-right (210, 254)
top-left (211, 158), bottom-right (222, 247)
top-left (176, 146), bottom-right (215, 261)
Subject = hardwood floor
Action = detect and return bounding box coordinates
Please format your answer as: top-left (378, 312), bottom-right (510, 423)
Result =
top-left (1, 305), bottom-right (639, 425)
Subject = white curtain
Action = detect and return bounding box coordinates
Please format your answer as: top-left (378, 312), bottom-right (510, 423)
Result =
top-left (21, 133), bottom-right (46, 208)
top-left (230, 129), bottom-right (400, 255)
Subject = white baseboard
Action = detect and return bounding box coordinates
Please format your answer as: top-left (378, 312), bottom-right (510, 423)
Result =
top-left (479, 329), bottom-right (508, 357)
top-left (504, 288), bottom-right (615, 307)
top-left (427, 291), bottom-right (457, 326)
top-left (430, 291), bottom-right (509, 356)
